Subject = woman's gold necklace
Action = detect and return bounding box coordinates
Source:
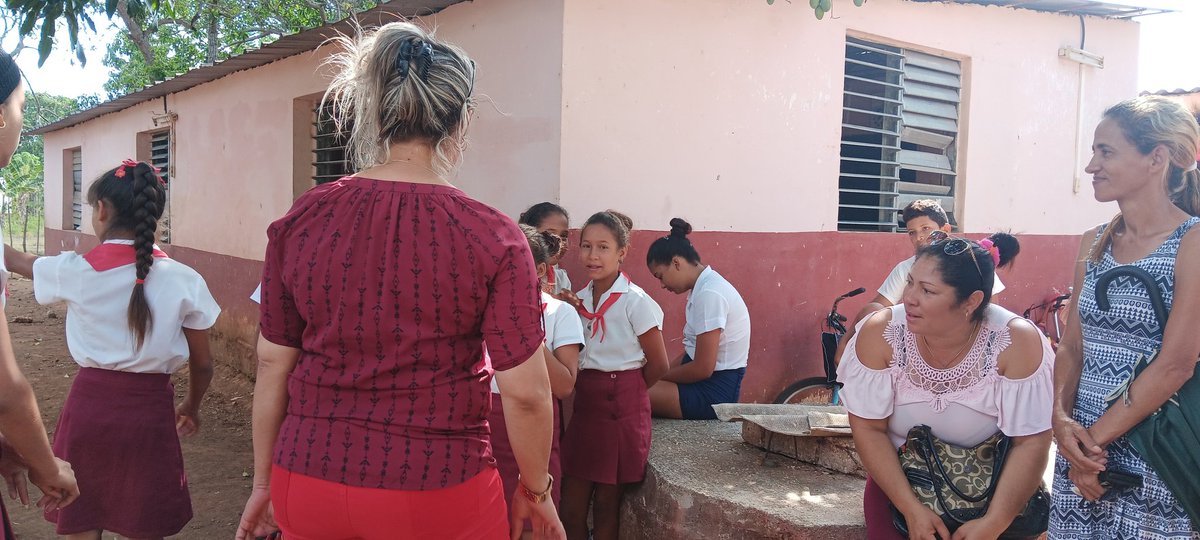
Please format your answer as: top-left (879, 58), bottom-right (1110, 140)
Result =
top-left (920, 322), bottom-right (980, 369)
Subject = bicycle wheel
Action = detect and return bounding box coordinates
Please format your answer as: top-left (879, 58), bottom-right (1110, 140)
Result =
top-left (772, 377), bottom-right (839, 405)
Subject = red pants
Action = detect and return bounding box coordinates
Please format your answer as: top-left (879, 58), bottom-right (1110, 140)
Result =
top-left (271, 465), bottom-right (508, 540)
top-left (864, 476), bottom-right (906, 540)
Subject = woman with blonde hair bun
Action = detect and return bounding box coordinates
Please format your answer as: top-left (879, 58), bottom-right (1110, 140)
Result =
top-left (1051, 95), bottom-right (1200, 538)
top-left (236, 22), bottom-right (564, 540)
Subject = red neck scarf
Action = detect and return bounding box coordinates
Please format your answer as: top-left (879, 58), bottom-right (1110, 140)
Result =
top-left (83, 242), bottom-right (169, 272)
top-left (576, 273), bottom-right (627, 342)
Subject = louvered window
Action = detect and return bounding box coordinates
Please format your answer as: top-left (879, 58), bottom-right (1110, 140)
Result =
top-left (838, 37), bottom-right (962, 231)
top-left (70, 149), bottom-right (82, 230)
top-left (313, 102), bottom-right (351, 185)
top-left (150, 131), bottom-right (171, 243)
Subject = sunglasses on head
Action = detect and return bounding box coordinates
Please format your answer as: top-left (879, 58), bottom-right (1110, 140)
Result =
top-left (929, 234), bottom-right (984, 283)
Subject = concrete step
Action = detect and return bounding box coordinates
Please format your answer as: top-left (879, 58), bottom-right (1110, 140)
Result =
top-left (621, 420), bottom-right (867, 539)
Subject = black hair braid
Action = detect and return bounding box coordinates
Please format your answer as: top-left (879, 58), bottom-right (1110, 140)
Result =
top-left (539, 230), bottom-right (562, 261)
top-left (128, 163), bottom-right (162, 349)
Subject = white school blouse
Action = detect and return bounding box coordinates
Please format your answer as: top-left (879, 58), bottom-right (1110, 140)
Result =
top-left (491, 292), bottom-right (586, 393)
top-left (32, 240), bottom-right (221, 373)
top-left (878, 256), bottom-right (1006, 305)
top-left (684, 266), bottom-right (751, 371)
top-left (576, 273), bottom-right (664, 372)
top-left (552, 266), bottom-right (572, 295)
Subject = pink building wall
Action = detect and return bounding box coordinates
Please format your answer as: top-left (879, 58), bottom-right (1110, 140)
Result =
top-left (40, 0), bottom-right (568, 374)
top-left (43, 0), bottom-right (565, 261)
top-left (558, 0), bottom-right (1138, 234)
top-left (38, 0), bottom-right (1144, 399)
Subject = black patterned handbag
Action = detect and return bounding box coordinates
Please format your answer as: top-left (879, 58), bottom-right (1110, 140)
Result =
top-left (890, 424), bottom-right (1049, 538)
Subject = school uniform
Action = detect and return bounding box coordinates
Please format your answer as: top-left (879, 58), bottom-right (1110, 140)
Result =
top-left (32, 239), bottom-right (220, 538)
top-left (561, 273), bottom-right (663, 485)
top-left (547, 265), bottom-right (572, 295)
top-left (488, 292), bottom-right (585, 511)
top-left (676, 266), bottom-right (751, 419)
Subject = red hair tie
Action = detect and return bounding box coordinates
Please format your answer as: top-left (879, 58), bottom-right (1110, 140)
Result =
top-left (113, 159), bottom-right (165, 184)
top-left (135, 278), bottom-right (145, 285)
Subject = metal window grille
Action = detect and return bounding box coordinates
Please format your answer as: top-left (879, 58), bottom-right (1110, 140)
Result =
top-left (838, 37), bottom-right (962, 231)
top-left (313, 102), bottom-right (351, 185)
top-left (150, 131), bottom-right (171, 243)
top-left (71, 149), bottom-right (82, 230)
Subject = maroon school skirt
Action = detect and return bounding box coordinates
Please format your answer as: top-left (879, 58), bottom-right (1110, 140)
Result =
top-left (45, 367), bottom-right (192, 537)
top-left (488, 394), bottom-right (562, 513)
top-left (560, 369), bottom-right (651, 485)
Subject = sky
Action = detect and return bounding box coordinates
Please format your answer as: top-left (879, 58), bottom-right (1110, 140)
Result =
top-left (3, 1), bottom-right (1199, 98)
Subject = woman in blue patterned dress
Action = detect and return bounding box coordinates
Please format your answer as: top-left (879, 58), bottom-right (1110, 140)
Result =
top-left (1050, 96), bottom-right (1200, 538)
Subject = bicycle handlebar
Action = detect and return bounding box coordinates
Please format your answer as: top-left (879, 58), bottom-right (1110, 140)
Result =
top-left (828, 287), bottom-right (867, 333)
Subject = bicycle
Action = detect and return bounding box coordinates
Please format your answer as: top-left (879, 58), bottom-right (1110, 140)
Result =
top-left (772, 286), bottom-right (865, 405)
top-left (1022, 288), bottom-right (1072, 351)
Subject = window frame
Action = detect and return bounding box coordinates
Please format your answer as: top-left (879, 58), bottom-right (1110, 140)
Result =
top-left (837, 36), bottom-right (963, 232)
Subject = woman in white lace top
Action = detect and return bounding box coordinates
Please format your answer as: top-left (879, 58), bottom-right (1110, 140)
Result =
top-left (837, 234), bottom-right (1054, 540)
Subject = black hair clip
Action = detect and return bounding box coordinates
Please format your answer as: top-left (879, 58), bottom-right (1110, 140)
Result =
top-left (395, 40), bottom-right (435, 81)
top-left (417, 43), bottom-right (434, 80)
top-left (395, 41), bottom-right (414, 80)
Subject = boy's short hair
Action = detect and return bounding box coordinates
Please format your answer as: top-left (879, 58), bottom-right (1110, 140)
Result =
top-left (901, 199), bottom-right (949, 228)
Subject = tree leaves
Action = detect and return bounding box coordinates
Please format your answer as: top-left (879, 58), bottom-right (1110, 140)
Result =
top-left (8, 0), bottom-right (378, 93)
top-left (769, 0), bottom-right (865, 19)
top-left (99, 0), bottom-right (377, 97)
top-left (7, 0), bottom-right (164, 66)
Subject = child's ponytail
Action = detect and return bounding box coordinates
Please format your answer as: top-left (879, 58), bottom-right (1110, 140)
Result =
top-left (129, 162), bottom-right (163, 349)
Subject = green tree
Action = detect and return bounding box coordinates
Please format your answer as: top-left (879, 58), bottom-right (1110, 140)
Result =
top-left (5, 0), bottom-right (377, 72)
top-left (0, 92), bottom-right (86, 254)
top-left (101, 0), bottom-right (377, 97)
top-left (17, 91), bottom-right (82, 158)
top-left (1, 151), bottom-right (45, 251)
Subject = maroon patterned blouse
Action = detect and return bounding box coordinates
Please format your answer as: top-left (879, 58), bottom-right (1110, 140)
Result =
top-left (259, 177), bottom-right (545, 491)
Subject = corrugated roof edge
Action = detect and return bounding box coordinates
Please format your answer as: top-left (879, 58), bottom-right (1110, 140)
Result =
top-left (905, 0), bottom-right (1170, 19)
top-left (1142, 87), bottom-right (1200, 97)
top-left (28, 0), bottom-right (467, 135)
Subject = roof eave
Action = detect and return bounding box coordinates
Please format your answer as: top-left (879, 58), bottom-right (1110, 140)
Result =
top-left (28, 0), bottom-right (468, 136)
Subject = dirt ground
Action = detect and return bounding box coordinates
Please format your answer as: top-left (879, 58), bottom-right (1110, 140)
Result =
top-left (4, 277), bottom-right (257, 539)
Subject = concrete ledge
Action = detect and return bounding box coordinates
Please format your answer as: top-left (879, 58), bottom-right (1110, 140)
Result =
top-left (621, 420), bottom-right (867, 539)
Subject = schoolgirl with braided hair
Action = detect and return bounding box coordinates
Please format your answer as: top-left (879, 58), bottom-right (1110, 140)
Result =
top-left (519, 202), bottom-right (573, 294)
top-left (6, 159), bottom-right (220, 539)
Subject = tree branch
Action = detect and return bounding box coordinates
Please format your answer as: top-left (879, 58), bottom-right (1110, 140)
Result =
top-left (115, 0), bottom-right (156, 65)
top-left (156, 17), bottom-right (198, 31)
top-left (222, 29), bottom-right (287, 52)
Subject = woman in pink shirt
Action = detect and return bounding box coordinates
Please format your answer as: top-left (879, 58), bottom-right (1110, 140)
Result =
top-left (837, 234), bottom-right (1052, 540)
top-left (235, 23), bottom-right (563, 540)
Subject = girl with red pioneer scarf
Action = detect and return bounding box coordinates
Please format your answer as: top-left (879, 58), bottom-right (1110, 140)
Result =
top-left (6, 159), bottom-right (219, 539)
top-left (557, 210), bottom-right (669, 540)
